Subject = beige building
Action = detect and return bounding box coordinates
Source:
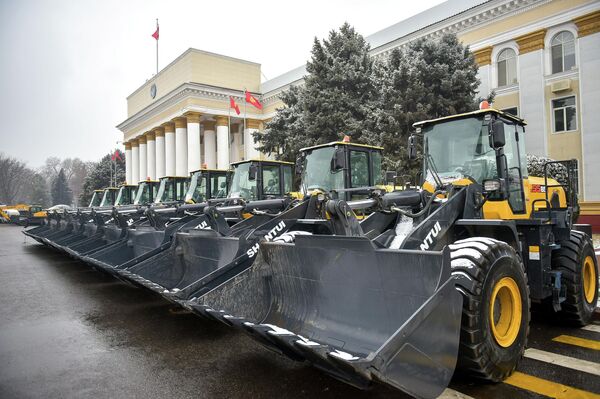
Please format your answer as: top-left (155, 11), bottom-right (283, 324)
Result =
top-left (118, 0), bottom-right (600, 214)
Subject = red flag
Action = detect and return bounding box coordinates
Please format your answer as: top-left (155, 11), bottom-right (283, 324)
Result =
top-left (112, 150), bottom-right (122, 162)
top-left (152, 25), bottom-right (159, 40)
top-left (229, 96), bottom-right (241, 115)
top-left (245, 90), bottom-right (262, 110)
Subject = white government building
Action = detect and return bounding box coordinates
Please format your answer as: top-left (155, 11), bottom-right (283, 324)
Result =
top-left (118, 0), bottom-right (600, 216)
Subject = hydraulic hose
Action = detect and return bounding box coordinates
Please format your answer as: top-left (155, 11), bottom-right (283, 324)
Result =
top-left (390, 190), bottom-right (445, 218)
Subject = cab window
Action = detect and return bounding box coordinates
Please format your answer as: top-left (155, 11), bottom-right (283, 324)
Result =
top-left (371, 151), bottom-right (383, 185)
top-left (282, 165), bottom-right (293, 194)
top-left (262, 165), bottom-right (281, 195)
top-left (350, 151), bottom-right (369, 188)
top-left (211, 175), bottom-right (228, 198)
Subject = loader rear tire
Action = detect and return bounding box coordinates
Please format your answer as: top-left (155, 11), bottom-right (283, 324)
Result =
top-left (449, 237), bottom-right (530, 382)
top-left (552, 230), bottom-right (598, 326)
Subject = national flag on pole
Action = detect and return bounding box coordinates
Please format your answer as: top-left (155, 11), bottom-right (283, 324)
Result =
top-left (152, 25), bottom-right (159, 40)
top-left (111, 150), bottom-right (122, 162)
top-left (245, 90), bottom-right (262, 110)
top-left (229, 96), bottom-right (241, 115)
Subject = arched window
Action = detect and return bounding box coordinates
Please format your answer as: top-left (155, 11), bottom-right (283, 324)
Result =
top-left (551, 31), bottom-right (576, 74)
top-left (497, 48), bottom-right (517, 87)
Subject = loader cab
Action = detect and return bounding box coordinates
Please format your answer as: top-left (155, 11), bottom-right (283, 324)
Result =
top-left (415, 109), bottom-right (532, 217)
top-left (114, 184), bottom-right (137, 206)
top-left (88, 190), bottom-right (104, 207)
top-left (184, 169), bottom-right (230, 204)
top-left (154, 176), bottom-right (190, 204)
top-left (133, 180), bottom-right (159, 205)
top-left (228, 160), bottom-right (294, 202)
top-left (298, 142), bottom-right (384, 201)
top-left (99, 187), bottom-right (119, 207)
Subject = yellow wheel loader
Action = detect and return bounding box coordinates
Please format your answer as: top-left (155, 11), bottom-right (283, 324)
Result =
top-left (186, 108), bottom-right (597, 398)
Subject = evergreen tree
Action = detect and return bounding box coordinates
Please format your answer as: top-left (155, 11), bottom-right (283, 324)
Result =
top-left (27, 173), bottom-right (51, 207)
top-left (51, 169), bottom-right (73, 205)
top-left (79, 150), bottom-right (125, 205)
top-left (257, 23), bottom-right (376, 161)
top-left (367, 34), bottom-right (481, 176)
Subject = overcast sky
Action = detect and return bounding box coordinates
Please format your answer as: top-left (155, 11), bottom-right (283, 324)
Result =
top-left (0, 0), bottom-right (445, 168)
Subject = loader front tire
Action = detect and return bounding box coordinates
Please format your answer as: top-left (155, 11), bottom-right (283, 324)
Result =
top-left (450, 237), bottom-right (530, 382)
top-left (552, 230), bottom-right (598, 326)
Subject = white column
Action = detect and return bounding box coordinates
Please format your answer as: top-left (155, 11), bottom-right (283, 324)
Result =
top-left (131, 140), bottom-right (140, 183)
top-left (164, 123), bottom-right (176, 176)
top-left (146, 132), bottom-right (156, 180)
top-left (578, 29), bottom-right (600, 200)
top-left (186, 112), bottom-right (201, 173)
top-left (155, 128), bottom-right (165, 179)
top-left (203, 120), bottom-right (217, 169)
top-left (516, 33), bottom-right (546, 156)
top-left (216, 116), bottom-right (230, 170)
top-left (125, 142), bottom-right (132, 184)
top-left (174, 117), bottom-right (188, 176)
top-left (230, 123), bottom-right (241, 163)
top-left (244, 119), bottom-right (261, 160)
top-left (139, 136), bottom-right (147, 182)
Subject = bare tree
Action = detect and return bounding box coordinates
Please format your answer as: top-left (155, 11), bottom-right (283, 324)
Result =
top-left (0, 153), bottom-right (34, 204)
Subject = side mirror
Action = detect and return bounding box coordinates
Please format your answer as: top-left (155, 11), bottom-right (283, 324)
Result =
top-left (248, 164), bottom-right (258, 181)
top-left (330, 147), bottom-right (346, 172)
top-left (489, 120), bottom-right (506, 149)
top-left (385, 171), bottom-right (396, 185)
top-left (408, 134), bottom-right (417, 160)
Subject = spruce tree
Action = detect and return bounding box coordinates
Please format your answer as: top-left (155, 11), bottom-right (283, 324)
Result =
top-left (368, 34), bottom-right (481, 176)
top-left (257, 23), bottom-right (376, 161)
top-left (79, 150), bottom-right (125, 206)
top-left (51, 169), bottom-right (73, 205)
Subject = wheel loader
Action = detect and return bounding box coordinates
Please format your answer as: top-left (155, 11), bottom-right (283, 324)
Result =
top-left (180, 108), bottom-right (597, 399)
top-left (80, 161), bottom-right (297, 277)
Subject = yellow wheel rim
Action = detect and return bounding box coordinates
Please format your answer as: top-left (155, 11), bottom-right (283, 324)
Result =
top-left (583, 256), bottom-right (597, 304)
top-left (490, 277), bottom-right (522, 348)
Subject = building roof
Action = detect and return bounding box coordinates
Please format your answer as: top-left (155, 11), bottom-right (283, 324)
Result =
top-left (260, 0), bottom-right (488, 94)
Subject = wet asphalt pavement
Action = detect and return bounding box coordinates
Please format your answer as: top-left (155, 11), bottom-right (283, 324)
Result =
top-left (1, 224), bottom-right (599, 399)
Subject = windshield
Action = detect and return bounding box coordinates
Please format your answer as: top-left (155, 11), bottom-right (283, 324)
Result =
top-left (100, 190), bottom-right (116, 207)
top-left (301, 147), bottom-right (344, 194)
top-left (229, 163), bottom-right (257, 201)
top-left (89, 192), bottom-right (102, 207)
top-left (424, 117), bottom-right (497, 185)
top-left (133, 183), bottom-right (150, 205)
top-left (115, 186), bottom-right (135, 206)
top-left (155, 178), bottom-right (172, 203)
top-left (185, 172), bottom-right (207, 203)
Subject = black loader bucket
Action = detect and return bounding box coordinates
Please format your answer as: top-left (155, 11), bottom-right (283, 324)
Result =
top-left (40, 216), bottom-right (79, 246)
top-left (118, 201), bottom-right (310, 299)
top-left (62, 222), bottom-right (125, 259)
top-left (187, 235), bottom-right (462, 399)
top-left (47, 215), bottom-right (104, 252)
top-left (82, 214), bottom-right (200, 275)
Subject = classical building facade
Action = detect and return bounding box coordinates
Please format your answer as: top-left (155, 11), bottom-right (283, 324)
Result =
top-left (118, 0), bottom-right (600, 214)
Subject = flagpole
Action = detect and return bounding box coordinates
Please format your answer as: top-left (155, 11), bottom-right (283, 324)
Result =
top-left (155, 19), bottom-right (159, 75)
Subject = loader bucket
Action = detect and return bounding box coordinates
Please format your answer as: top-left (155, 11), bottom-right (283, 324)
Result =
top-left (46, 219), bottom-right (101, 251)
top-left (187, 235), bottom-right (462, 399)
top-left (82, 214), bottom-right (199, 275)
top-left (117, 201), bottom-right (309, 298)
top-left (62, 223), bottom-right (126, 259)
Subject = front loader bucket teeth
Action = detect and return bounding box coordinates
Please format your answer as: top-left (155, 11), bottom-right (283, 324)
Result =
top-left (118, 202), bottom-right (311, 299)
top-left (188, 236), bottom-right (462, 399)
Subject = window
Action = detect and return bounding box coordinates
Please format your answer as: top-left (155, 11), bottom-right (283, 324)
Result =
top-left (262, 165), bottom-right (281, 195)
top-left (552, 96), bottom-right (577, 132)
top-left (502, 107), bottom-right (518, 116)
top-left (211, 174), bottom-right (228, 198)
top-left (282, 166), bottom-right (293, 194)
top-left (350, 151), bottom-right (369, 188)
top-left (497, 48), bottom-right (518, 87)
top-left (551, 31), bottom-right (576, 74)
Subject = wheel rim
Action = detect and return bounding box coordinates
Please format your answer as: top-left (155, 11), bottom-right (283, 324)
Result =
top-left (583, 256), bottom-right (597, 304)
top-left (490, 276), bottom-right (522, 348)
